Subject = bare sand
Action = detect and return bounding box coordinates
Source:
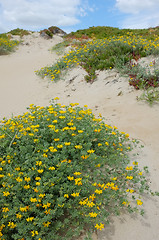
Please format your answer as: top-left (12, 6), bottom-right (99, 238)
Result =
top-left (0, 33), bottom-right (159, 240)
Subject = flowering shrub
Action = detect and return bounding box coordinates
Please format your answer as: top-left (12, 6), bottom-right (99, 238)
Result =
top-left (36, 34), bottom-right (159, 82)
top-left (0, 100), bottom-right (154, 239)
top-left (0, 37), bottom-right (19, 55)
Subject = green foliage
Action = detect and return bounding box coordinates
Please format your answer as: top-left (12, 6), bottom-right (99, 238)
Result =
top-left (0, 37), bottom-right (19, 55)
top-left (0, 100), bottom-right (155, 239)
top-left (8, 28), bottom-right (30, 37)
top-left (51, 41), bottom-right (71, 55)
top-left (138, 87), bottom-right (159, 105)
top-left (66, 26), bottom-right (159, 40)
top-left (37, 34), bottom-right (159, 82)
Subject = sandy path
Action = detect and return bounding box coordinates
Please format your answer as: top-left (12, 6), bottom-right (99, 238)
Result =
top-left (0, 33), bottom-right (159, 240)
top-left (0, 32), bottom-right (63, 119)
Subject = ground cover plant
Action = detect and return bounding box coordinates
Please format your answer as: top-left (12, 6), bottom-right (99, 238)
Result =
top-left (37, 33), bottom-right (159, 83)
top-left (0, 35), bottom-right (19, 55)
top-left (66, 26), bottom-right (159, 40)
top-left (0, 99), bottom-right (156, 240)
top-left (138, 87), bottom-right (159, 105)
top-left (8, 28), bottom-right (31, 37)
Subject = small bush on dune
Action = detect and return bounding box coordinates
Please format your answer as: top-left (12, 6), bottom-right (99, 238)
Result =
top-left (0, 100), bottom-right (155, 240)
top-left (8, 28), bottom-right (30, 37)
top-left (0, 37), bottom-right (19, 55)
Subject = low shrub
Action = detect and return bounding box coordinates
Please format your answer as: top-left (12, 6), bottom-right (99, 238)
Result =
top-left (37, 34), bottom-right (159, 82)
top-left (138, 87), bottom-right (159, 105)
top-left (0, 100), bottom-right (155, 240)
top-left (0, 37), bottom-right (19, 55)
top-left (8, 28), bottom-right (30, 37)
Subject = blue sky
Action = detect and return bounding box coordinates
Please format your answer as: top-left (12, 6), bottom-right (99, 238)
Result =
top-left (0, 0), bottom-right (159, 33)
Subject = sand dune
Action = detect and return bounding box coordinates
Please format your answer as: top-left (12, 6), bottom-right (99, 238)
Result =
top-left (0, 33), bottom-right (159, 240)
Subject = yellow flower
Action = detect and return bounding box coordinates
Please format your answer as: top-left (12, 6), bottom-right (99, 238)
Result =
top-left (49, 166), bottom-right (55, 170)
top-left (16, 213), bottom-right (22, 219)
top-left (78, 130), bottom-right (83, 133)
top-left (74, 172), bottom-right (82, 176)
top-left (43, 153), bottom-right (48, 157)
top-left (2, 207), bottom-right (9, 212)
top-left (95, 189), bottom-right (103, 194)
top-left (15, 167), bottom-right (20, 171)
top-left (16, 177), bottom-right (23, 182)
top-left (36, 161), bottom-right (42, 166)
top-left (39, 193), bottom-right (45, 198)
top-left (64, 142), bottom-right (71, 146)
top-left (75, 145), bottom-right (82, 149)
top-left (111, 131), bottom-right (116, 135)
top-left (31, 230), bottom-right (38, 236)
top-left (35, 177), bottom-right (41, 181)
top-left (20, 207), bottom-right (27, 212)
top-left (95, 223), bottom-right (104, 230)
top-left (37, 169), bottom-right (43, 173)
top-left (126, 176), bottom-right (133, 180)
top-left (71, 192), bottom-right (79, 197)
top-left (54, 138), bottom-right (60, 142)
top-left (95, 164), bottom-right (101, 167)
top-left (24, 177), bottom-right (31, 182)
top-left (89, 212), bottom-right (98, 218)
top-left (3, 191), bottom-right (10, 196)
top-left (43, 222), bottom-right (51, 227)
top-left (64, 194), bottom-right (69, 198)
top-left (43, 202), bottom-right (51, 209)
top-left (87, 149), bottom-right (95, 153)
top-left (105, 142), bottom-right (109, 146)
top-left (8, 222), bottom-right (16, 229)
top-left (30, 198), bottom-right (37, 203)
top-left (26, 217), bottom-right (34, 222)
top-left (122, 201), bottom-right (129, 206)
top-left (67, 176), bottom-right (74, 181)
top-left (133, 161), bottom-right (138, 165)
top-left (137, 200), bottom-right (143, 205)
top-left (98, 143), bottom-right (102, 147)
top-left (24, 185), bottom-right (30, 189)
top-left (57, 144), bottom-right (63, 148)
top-left (126, 166), bottom-right (133, 171)
top-left (87, 201), bottom-right (95, 207)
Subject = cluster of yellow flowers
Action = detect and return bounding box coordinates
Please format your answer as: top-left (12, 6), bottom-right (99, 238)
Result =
top-left (37, 34), bottom-right (159, 81)
top-left (0, 100), bottom-right (146, 239)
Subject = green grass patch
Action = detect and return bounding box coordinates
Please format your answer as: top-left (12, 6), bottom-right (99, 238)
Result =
top-left (0, 100), bottom-right (156, 239)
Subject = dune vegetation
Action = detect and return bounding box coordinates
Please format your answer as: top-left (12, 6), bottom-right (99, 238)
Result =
top-left (0, 99), bottom-right (156, 240)
top-left (0, 26), bottom-right (159, 240)
top-left (0, 34), bottom-right (19, 55)
top-left (37, 26), bottom-right (159, 104)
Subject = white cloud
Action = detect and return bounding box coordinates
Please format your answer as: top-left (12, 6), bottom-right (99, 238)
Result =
top-left (115, 0), bottom-right (159, 28)
top-left (0, 0), bottom-right (92, 33)
top-left (115, 0), bottom-right (158, 14)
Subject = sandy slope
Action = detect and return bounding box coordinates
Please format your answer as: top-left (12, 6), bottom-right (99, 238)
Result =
top-left (0, 33), bottom-right (159, 240)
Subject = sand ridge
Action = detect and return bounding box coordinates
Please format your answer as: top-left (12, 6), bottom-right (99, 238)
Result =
top-left (0, 32), bottom-right (159, 240)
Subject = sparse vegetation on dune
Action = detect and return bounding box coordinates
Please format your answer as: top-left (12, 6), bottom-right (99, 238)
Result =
top-left (1, 26), bottom-right (159, 240)
top-left (37, 26), bottom-right (159, 104)
top-left (0, 34), bottom-right (19, 55)
top-left (8, 28), bottom-right (31, 37)
top-left (66, 26), bottom-right (159, 40)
